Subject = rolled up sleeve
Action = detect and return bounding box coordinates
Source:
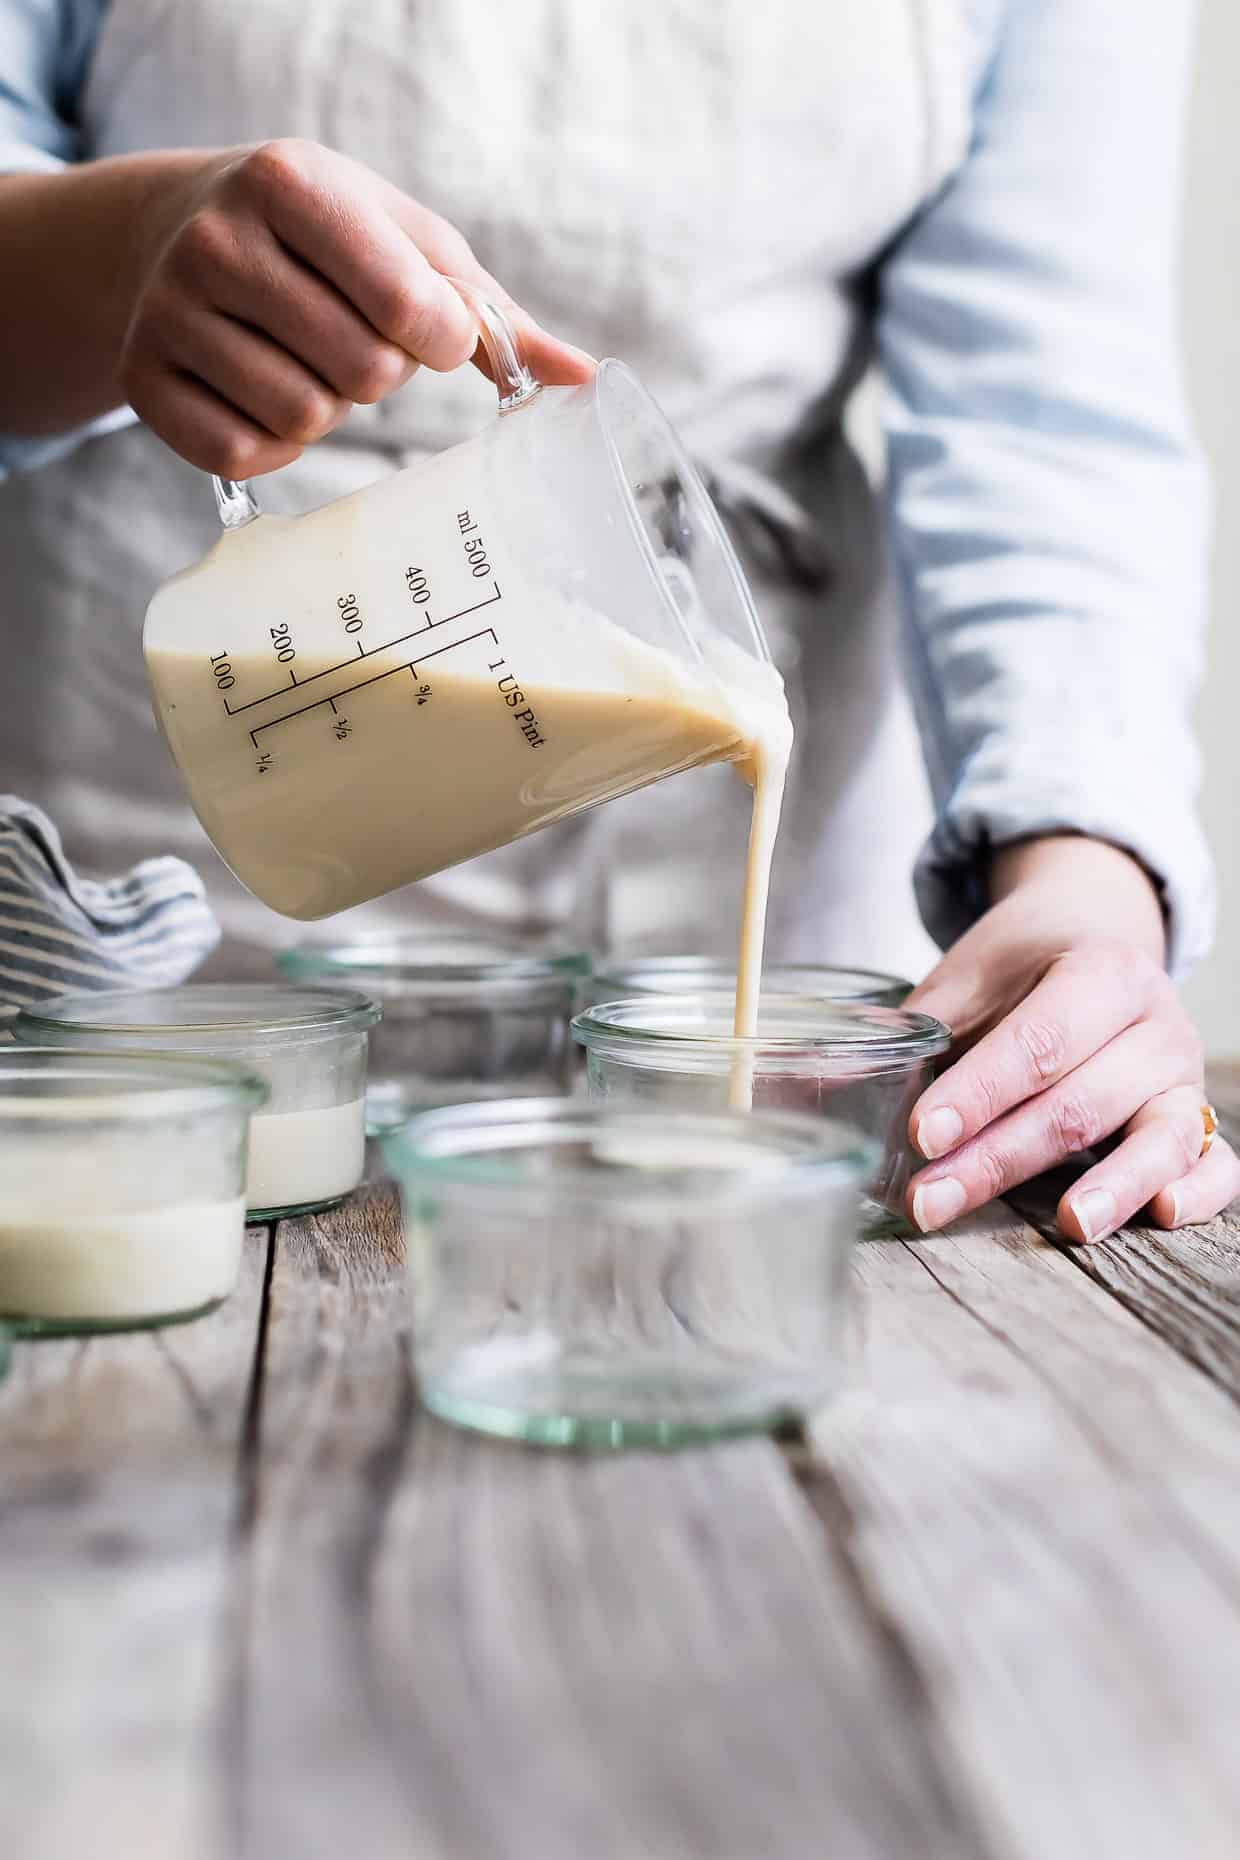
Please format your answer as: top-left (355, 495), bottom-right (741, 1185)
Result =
top-left (0, 0), bottom-right (102, 171)
top-left (879, 0), bottom-right (1212, 979)
top-left (0, 0), bottom-right (120, 477)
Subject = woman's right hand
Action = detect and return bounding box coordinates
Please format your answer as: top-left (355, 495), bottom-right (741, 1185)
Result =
top-left (118, 138), bottom-right (595, 478)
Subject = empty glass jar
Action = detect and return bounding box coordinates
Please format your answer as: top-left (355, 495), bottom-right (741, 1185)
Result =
top-left (585, 956), bottom-right (911, 1009)
top-left (383, 1098), bottom-right (875, 1448)
top-left (277, 937), bottom-right (588, 1132)
top-left (573, 994), bottom-right (950, 1234)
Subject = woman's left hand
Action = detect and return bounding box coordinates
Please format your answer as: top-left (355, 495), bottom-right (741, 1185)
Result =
top-left (903, 835), bottom-right (1240, 1242)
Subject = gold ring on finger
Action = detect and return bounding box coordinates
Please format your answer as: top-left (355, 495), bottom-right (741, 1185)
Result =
top-left (1200, 1101), bottom-right (1219, 1159)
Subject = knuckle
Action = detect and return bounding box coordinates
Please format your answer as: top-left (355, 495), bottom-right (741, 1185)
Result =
top-left (1014, 1016), bottom-right (1068, 1082)
top-left (390, 285), bottom-right (439, 354)
top-left (1172, 1114), bottom-right (1202, 1175)
top-left (970, 1142), bottom-right (1012, 1203)
top-left (242, 137), bottom-right (314, 199)
top-left (1047, 1091), bottom-right (1102, 1156)
top-left (347, 342), bottom-right (409, 403)
top-left (212, 428), bottom-right (266, 480)
top-left (279, 386), bottom-right (338, 443)
top-left (174, 208), bottom-right (235, 276)
top-left (1095, 938), bottom-right (1161, 1004)
top-left (423, 211), bottom-right (475, 265)
top-left (965, 1069), bottom-right (1004, 1127)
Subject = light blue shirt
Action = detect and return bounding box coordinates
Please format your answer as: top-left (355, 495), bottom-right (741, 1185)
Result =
top-left (0, 0), bottom-right (1214, 974)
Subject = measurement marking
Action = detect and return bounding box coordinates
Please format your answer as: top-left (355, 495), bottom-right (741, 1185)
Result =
top-left (289, 669), bottom-right (297, 685)
top-left (250, 628), bottom-right (498, 739)
top-left (223, 583), bottom-right (503, 715)
top-left (328, 698), bottom-right (337, 714)
top-left (403, 584), bottom-right (503, 637)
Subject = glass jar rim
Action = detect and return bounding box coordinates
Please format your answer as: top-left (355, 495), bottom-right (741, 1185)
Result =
top-left (589, 955), bottom-right (911, 1002)
top-left (15, 982), bottom-right (380, 1045)
top-left (383, 1096), bottom-right (876, 1202)
top-left (276, 935), bottom-right (588, 989)
top-left (573, 992), bottom-right (950, 1073)
top-left (0, 1047), bottom-right (269, 1120)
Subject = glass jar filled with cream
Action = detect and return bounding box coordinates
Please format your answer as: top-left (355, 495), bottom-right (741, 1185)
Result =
top-left (0, 1049), bottom-right (267, 1333)
top-left (14, 985), bottom-right (378, 1220)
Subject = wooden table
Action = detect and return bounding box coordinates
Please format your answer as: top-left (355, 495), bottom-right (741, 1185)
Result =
top-left (4, 1075), bottom-right (1240, 1860)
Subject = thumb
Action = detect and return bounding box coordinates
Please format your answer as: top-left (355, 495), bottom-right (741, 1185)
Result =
top-left (904, 944), bottom-right (988, 1049)
top-left (382, 185), bottom-right (596, 389)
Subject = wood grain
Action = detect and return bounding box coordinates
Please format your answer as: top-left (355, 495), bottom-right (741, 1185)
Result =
top-left (1007, 1173), bottom-right (1240, 1402)
top-left (798, 1206), bottom-right (1240, 1860)
top-left (0, 1226), bottom-right (270, 1860)
top-left (994, 1062), bottom-right (1240, 1399)
top-left (238, 1182), bottom-right (994, 1860)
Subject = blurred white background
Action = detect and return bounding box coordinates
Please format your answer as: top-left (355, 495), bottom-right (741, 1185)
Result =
top-left (1183, 0), bottom-right (1240, 1052)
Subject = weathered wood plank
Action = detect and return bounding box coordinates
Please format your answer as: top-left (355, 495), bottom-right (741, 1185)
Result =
top-left (1007, 1163), bottom-right (1240, 1401)
top-left (239, 1182), bottom-right (995, 1860)
top-left (997, 1058), bottom-right (1240, 1399)
top-left (0, 1227), bottom-right (270, 1860)
top-left (799, 1207), bottom-right (1240, 1860)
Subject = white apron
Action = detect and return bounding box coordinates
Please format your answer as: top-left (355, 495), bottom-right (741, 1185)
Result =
top-left (0, 0), bottom-right (973, 979)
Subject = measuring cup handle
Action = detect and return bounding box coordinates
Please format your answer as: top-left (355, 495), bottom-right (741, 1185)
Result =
top-left (212, 477), bottom-right (262, 528)
top-left (445, 278), bottom-right (543, 414)
top-left (208, 278), bottom-right (540, 529)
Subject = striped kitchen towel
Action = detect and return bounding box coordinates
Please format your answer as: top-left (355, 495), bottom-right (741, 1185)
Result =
top-left (0, 797), bottom-right (220, 1011)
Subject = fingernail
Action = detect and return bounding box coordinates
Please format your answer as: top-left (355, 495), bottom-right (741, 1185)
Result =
top-left (1167, 1185), bottom-right (1181, 1227)
top-left (912, 1176), bottom-right (967, 1233)
top-left (916, 1105), bottom-right (964, 1161)
top-left (1069, 1187), bottom-right (1116, 1244)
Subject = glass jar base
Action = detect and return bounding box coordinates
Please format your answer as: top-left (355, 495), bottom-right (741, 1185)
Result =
top-left (8, 1295), bottom-right (227, 1338)
top-left (420, 1354), bottom-right (828, 1451)
top-left (860, 1199), bottom-right (916, 1240)
top-left (247, 1189), bottom-right (354, 1222)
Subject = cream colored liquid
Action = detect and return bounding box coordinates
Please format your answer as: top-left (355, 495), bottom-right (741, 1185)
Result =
top-left (148, 628), bottom-right (752, 922)
top-left (246, 1099), bottom-right (367, 1211)
top-left (144, 480), bottom-right (791, 1088)
top-left (0, 1201), bottom-right (245, 1320)
top-left (714, 644), bottom-right (793, 1110)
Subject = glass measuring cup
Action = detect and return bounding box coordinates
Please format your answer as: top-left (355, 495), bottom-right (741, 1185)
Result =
top-left (144, 286), bottom-right (776, 921)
